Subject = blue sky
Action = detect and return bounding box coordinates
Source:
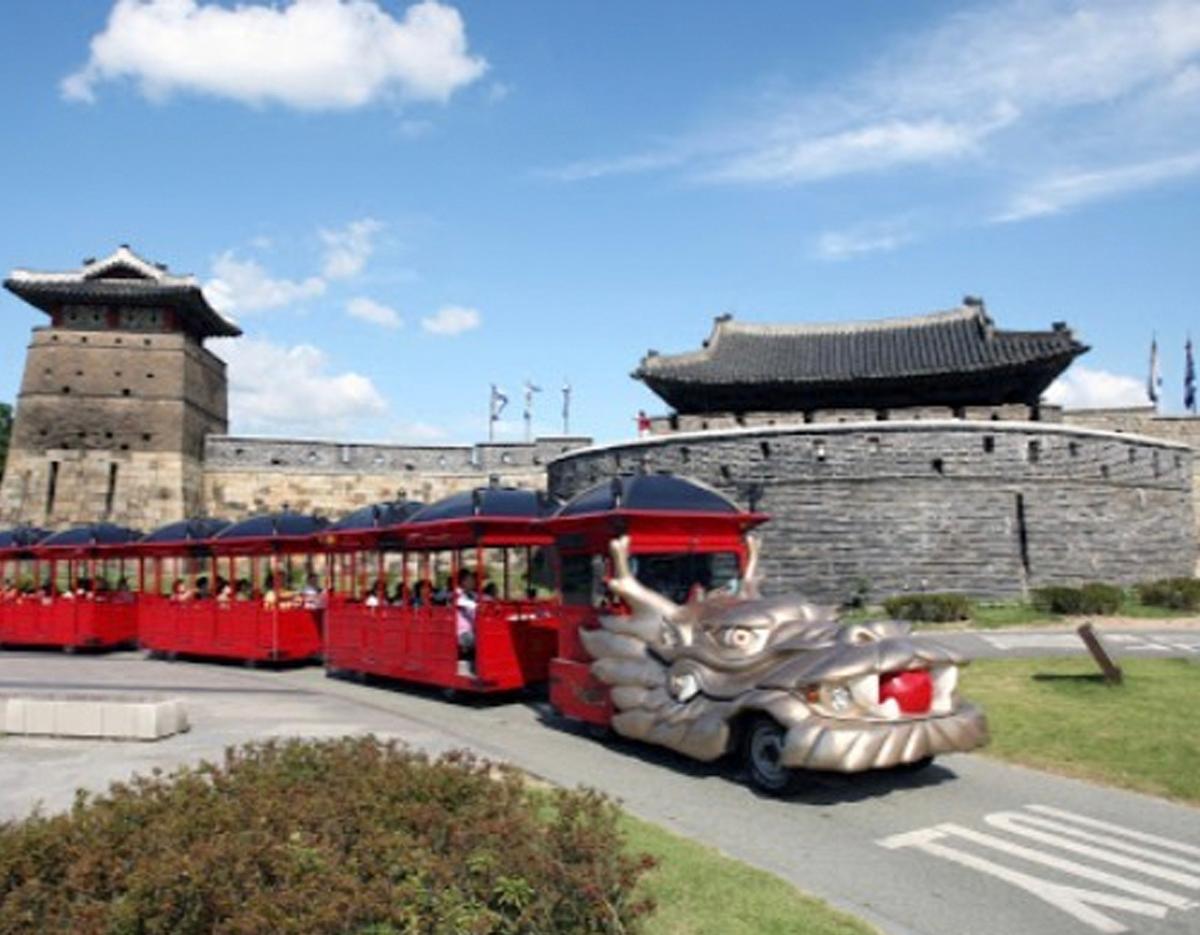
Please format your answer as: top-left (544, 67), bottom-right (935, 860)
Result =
top-left (2, 0), bottom-right (1199, 445)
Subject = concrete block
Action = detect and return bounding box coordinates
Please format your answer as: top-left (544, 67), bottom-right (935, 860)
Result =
top-left (100, 701), bottom-right (138, 738)
top-left (53, 699), bottom-right (102, 736)
top-left (24, 699), bottom-right (57, 735)
top-left (1, 694), bottom-right (188, 741)
top-left (3, 698), bottom-right (26, 734)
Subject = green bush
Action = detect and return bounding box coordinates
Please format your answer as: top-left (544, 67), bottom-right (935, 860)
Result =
top-left (0, 737), bottom-right (654, 935)
top-left (1079, 582), bottom-right (1124, 614)
top-left (1134, 577), bottom-right (1200, 611)
top-left (883, 593), bottom-right (972, 623)
top-left (1031, 583), bottom-right (1124, 615)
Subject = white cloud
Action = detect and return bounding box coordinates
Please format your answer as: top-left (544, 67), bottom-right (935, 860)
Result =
top-left (550, 0), bottom-right (1200, 214)
top-left (812, 221), bottom-right (913, 261)
top-left (204, 251), bottom-right (325, 314)
top-left (541, 150), bottom-right (689, 183)
top-left (319, 218), bottom-right (384, 280)
top-left (704, 117), bottom-right (993, 186)
top-left (215, 336), bottom-right (387, 435)
top-left (421, 304), bottom-right (480, 335)
top-left (346, 296), bottom-right (402, 329)
top-left (63, 0), bottom-right (487, 109)
top-left (1044, 366), bottom-right (1149, 409)
top-left (994, 149), bottom-right (1200, 222)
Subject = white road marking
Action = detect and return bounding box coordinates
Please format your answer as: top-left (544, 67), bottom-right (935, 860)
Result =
top-left (984, 816), bottom-right (1200, 888)
top-left (879, 805), bottom-right (1199, 933)
top-left (980, 632), bottom-right (1200, 654)
top-left (984, 634), bottom-right (1088, 650)
top-left (1026, 806), bottom-right (1200, 858)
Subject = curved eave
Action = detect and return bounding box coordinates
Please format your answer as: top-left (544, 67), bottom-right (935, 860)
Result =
top-left (3, 278), bottom-right (242, 338)
top-left (641, 349), bottom-right (1087, 414)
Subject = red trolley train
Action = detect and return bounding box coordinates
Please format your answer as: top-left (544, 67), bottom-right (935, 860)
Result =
top-left (324, 488), bottom-right (560, 693)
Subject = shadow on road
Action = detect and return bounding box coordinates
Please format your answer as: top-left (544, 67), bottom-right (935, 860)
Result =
top-left (530, 701), bottom-right (959, 804)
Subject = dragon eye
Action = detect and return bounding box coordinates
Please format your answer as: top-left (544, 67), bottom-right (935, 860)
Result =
top-left (722, 627), bottom-right (764, 652)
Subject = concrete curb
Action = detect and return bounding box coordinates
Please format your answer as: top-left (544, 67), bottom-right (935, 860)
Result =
top-left (1, 694), bottom-right (189, 741)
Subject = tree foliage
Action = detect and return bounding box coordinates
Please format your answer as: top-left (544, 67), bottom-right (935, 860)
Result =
top-left (0, 401), bottom-right (11, 482)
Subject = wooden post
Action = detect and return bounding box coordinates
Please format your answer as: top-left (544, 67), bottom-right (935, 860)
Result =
top-left (1077, 622), bottom-right (1123, 685)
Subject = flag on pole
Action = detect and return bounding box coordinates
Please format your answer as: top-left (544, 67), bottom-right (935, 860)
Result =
top-left (561, 380), bottom-right (572, 435)
top-left (489, 384), bottom-right (508, 421)
top-left (1186, 338), bottom-right (1196, 414)
top-left (1148, 336), bottom-right (1162, 406)
top-left (489, 384), bottom-right (509, 442)
top-left (523, 381), bottom-right (542, 442)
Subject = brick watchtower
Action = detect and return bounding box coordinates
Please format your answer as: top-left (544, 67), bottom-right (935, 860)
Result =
top-left (0, 246), bottom-right (241, 529)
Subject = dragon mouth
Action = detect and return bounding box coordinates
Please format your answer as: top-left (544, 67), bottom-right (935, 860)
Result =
top-left (825, 664), bottom-right (958, 721)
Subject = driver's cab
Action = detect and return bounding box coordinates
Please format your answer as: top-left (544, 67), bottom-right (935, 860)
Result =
top-left (547, 473), bottom-right (767, 726)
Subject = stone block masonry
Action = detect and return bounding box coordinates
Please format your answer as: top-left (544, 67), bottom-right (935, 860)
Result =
top-left (203, 435), bottom-right (591, 520)
top-left (549, 420), bottom-right (1195, 603)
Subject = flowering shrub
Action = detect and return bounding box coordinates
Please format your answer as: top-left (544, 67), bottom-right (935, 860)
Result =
top-left (0, 737), bottom-right (654, 934)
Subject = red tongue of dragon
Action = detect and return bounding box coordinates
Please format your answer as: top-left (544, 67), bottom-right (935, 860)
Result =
top-left (879, 669), bottom-right (933, 714)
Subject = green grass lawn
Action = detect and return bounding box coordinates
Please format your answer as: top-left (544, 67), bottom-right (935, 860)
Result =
top-left (622, 815), bottom-right (873, 935)
top-left (847, 595), bottom-right (1198, 630)
top-left (961, 657), bottom-right (1200, 804)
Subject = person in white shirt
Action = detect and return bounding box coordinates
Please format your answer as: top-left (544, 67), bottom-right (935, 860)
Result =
top-left (454, 568), bottom-right (478, 659)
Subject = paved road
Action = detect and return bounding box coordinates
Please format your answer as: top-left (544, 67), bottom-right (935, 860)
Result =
top-left (939, 627), bottom-right (1200, 660)
top-left (1, 650), bottom-right (1198, 935)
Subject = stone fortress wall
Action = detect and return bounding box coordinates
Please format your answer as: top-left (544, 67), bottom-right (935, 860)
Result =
top-left (548, 418), bottom-right (1196, 603)
top-left (202, 435), bottom-right (591, 520)
top-left (1060, 406), bottom-right (1200, 531)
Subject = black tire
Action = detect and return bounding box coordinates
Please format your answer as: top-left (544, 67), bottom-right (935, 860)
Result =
top-left (742, 715), bottom-right (805, 796)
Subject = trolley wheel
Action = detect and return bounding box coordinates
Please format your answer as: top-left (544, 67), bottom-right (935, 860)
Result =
top-left (63, 645), bottom-right (78, 656)
top-left (741, 715), bottom-right (805, 796)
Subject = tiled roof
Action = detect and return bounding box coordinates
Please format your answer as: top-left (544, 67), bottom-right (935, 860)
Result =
top-left (634, 303), bottom-right (1088, 412)
top-left (5, 246), bottom-right (241, 338)
top-left (636, 306), bottom-right (1084, 385)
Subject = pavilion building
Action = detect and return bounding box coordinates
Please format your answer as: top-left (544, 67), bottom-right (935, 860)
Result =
top-left (634, 298), bottom-right (1088, 427)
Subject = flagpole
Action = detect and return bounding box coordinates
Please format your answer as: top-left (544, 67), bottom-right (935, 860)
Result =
top-left (1186, 336), bottom-right (1196, 415)
top-left (1148, 335), bottom-right (1161, 412)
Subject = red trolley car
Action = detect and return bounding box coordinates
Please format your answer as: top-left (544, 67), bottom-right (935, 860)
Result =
top-left (11, 523), bottom-right (142, 650)
top-left (0, 527), bottom-right (51, 647)
top-left (545, 475), bottom-right (766, 726)
top-left (324, 488), bottom-right (560, 693)
top-left (138, 512), bottom-right (328, 664)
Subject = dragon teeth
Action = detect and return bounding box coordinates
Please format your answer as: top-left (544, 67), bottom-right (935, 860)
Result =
top-left (847, 672), bottom-right (879, 709)
top-left (930, 664), bottom-right (958, 715)
top-left (875, 697), bottom-right (901, 720)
